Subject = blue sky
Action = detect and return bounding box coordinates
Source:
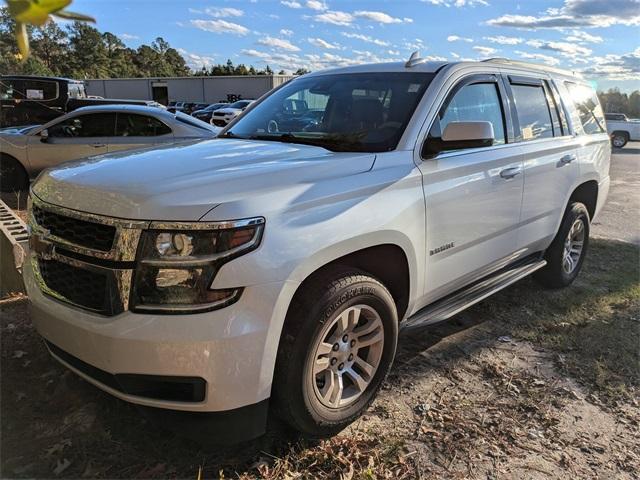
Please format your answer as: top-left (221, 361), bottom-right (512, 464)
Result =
top-left (75, 0), bottom-right (639, 91)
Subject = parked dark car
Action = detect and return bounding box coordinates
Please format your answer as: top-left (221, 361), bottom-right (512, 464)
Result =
top-left (191, 102), bottom-right (229, 122)
top-left (1, 75), bottom-right (160, 127)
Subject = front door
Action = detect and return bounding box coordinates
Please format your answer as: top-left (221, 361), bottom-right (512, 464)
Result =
top-left (27, 112), bottom-right (114, 174)
top-left (419, 74), bottom-right (525, 303)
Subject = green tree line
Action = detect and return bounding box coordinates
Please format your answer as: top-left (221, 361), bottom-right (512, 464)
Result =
top-left (0, 6), bottom-right (288, 79)
top-left (598, 88), bottom-right (640, 118)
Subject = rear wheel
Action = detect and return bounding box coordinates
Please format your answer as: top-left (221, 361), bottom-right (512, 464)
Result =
top-left (534, 202), bottom-right (590, 289)
top-left (0, 154), bottom-right (29, 193)
top-left (611, 131), bottom-right (628, 148)
top-left (273, 268), bottom-right (398, 437)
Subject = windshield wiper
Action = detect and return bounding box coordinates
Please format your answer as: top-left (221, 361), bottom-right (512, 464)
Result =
top-left (246, 132), bottom-right (366, 152)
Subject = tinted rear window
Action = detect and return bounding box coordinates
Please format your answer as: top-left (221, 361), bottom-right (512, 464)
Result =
top-left (565, 82), bottom-right (606, 135)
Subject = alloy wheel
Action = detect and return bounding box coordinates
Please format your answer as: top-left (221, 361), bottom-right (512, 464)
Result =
top-left (308, 305), bottom-right (384, 409)
top-left (562, 218), bottom-right (585, 274)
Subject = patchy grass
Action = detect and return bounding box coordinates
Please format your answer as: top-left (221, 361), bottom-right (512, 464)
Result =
top-left (477, 239), bottom-right (640, 405)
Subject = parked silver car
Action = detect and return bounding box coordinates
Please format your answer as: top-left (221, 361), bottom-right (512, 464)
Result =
top-left (0, 104), bottom-right (218, 191)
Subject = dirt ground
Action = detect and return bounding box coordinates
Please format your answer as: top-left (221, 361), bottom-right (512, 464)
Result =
top-left (1, 237), bottom-right (638, 479)
top-left (1, 146), bottom-right (639, 479)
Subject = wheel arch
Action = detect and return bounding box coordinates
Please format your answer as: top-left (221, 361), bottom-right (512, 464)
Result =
top-left (569, 180), bottom-right (598, 221)
top-left (289, 243), bottom-right (412, 322)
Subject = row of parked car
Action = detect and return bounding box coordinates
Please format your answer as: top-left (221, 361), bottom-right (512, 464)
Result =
top-left (168, 99), bottom-right (256, 126)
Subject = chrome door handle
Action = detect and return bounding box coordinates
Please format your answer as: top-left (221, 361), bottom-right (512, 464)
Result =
top-left (500, 167), bottom-right (521, 179)
top-left (560, 154), bottom-right (577, 164)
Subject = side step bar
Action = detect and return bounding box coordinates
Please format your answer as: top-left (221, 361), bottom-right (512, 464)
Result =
top-left (403, 258), bottom-right (547, 330)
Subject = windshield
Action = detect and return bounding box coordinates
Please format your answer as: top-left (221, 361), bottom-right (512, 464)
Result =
top-left (222, 72), bottom-right (434, 152)
top-left (229, 100), bottom-right (251, 109)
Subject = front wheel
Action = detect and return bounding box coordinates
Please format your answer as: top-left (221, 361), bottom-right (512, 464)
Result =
top-left (534, 202), bottom-right (590, 289)
top-left (272, 268), bottom-right (398, 437)
top-left (0, 154), bottom-right (29, 193)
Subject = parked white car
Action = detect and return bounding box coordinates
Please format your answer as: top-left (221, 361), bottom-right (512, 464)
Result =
top-left (210, 99), bottom-right (255, 127)
top-left (25, 56), bottom-right (610, 443)
top-left (0, 104), bottom-right (218, 192)
top-left (605, 113), bottom-right (640, 148)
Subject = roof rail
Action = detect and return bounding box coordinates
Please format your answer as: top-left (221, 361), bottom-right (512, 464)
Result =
top-left (481, 57), bottom-right (582, 78)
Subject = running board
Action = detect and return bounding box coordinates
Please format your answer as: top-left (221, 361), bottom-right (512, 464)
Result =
top-left (402, 259), bottom-right (547, 330)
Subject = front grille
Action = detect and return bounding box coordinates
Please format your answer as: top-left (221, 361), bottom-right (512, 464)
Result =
top-left (33, 205), bottom-right (116, 252)
top-left (213, 111), bottom-right (226, 117)
top-left (38, 258), bottom-right (110, 313)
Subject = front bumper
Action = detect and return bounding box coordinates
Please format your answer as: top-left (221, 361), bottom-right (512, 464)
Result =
top-left (24, 261), bottom-right (290, 414)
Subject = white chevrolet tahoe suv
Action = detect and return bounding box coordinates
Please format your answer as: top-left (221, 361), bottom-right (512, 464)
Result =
top-left (25, 57), bottom-right (610, 442)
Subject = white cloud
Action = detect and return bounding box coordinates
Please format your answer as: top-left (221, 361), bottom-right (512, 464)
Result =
top-left (191, 19), bottom-right (249, 36)
top-left (423, 0), bottom-right (489, 7)
top-left (515, 50), bottom-right (561, 66)
top-left (404, 38), bottom-right (426, 51)
top-left (353, 10), bottom-right (406, 24)
top-left (280, 0), bottom-right (302, 8)
top-left (306, 0), bottom-right (328, 11)
top-left (526, 39), bottom-right (592, 57)
top-left (487, 0), bottom-right (640, 29)
top-left (447, 35), bottom-right (473, 42)
top-left (484, 35), bottom-right (523, 45)
top-left (177, 49), bottom-right (216, 70)
top-left (119, 33), bottom-right (139, 40)
top-left (565, 29), bottom-right (603, 43)
top-left (472, 45), bottom-right (498, 56)
top-left (204, 7), bottom-right (243, 18)
top-left (258, 36), bottom-right (301, 52)
top-left (314, 10), bottom-right (354, 26)
top-left (308, 37), bottom-right (341, 49)
top-left (341, 32), bottom-right (390, 47)
top-left (280, 29), bottom-right (294, 36)
top-left (579, 47), bottom-right (640, 81)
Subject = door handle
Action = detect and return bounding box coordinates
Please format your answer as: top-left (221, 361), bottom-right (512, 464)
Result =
top-left (500, 167), bottom-right (521, 179)
top-left (560, 154), bottom-right (577, 164)
top-left (90, 143), bottom-right (106, 148)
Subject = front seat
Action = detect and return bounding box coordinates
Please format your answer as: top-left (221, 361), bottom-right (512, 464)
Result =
top-left (349, 98), bottom-right (384, 131)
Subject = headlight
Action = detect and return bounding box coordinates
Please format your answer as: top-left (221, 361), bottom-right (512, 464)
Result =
top-left (130, 218), bottom-right (264, 314)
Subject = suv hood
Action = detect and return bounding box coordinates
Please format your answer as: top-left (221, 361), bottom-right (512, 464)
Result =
top-left (32, 138), bottom-right (376, 221)
top-left (216, 108), bottom-right (241, 115)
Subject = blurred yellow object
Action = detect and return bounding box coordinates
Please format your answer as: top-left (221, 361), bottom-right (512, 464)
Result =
top-left (5, 0), bottom-right (95, 59)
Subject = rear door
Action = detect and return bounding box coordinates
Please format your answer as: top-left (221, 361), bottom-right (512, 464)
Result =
top-left (419, 73), bottom-right (525, 302)
top-left (503, 74), bottom-right (579, 254)
top-left (26, 112), bottom-right (114, 172)
top-left (108, 113), bottom-right (174, 153)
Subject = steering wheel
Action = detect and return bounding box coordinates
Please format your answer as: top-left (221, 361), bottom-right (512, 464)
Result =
top-left (62, 126), bottom-right (77, 137)
top-left (267, 120), bottom-right (279, 133)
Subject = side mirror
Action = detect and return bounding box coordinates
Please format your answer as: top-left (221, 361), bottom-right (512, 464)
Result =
top-left (424, 121), bottom-right (495, 156)
top-left (39, 129), bottom-right (49, 143)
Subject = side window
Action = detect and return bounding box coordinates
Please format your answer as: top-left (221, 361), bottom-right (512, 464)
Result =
top-left (116, 114), bottom-right (172, 136)
top-left (48, 113), bottom-right (116, 138)
top-left (511, 83), bottom-right (553, 141)
top-left (565, 82), bottom-right (606, 135)
top-left (429, 82), bottom-right (506, 147)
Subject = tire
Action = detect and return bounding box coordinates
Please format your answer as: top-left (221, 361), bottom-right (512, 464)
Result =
top-left (534, 202), bottom-right (590, 289)
top-left (0, 154), bottom-right (29, 193)
top-left (272, 267), bottom-right (398, 437)
top-left (611, 132), bottom-right (628, 149)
